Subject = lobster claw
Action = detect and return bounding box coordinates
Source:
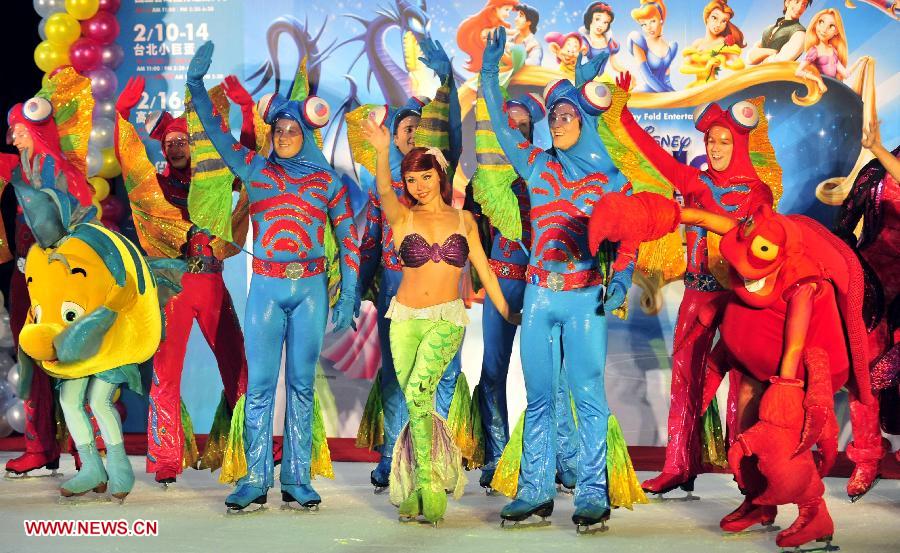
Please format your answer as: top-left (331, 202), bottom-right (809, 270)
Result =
top-left (792, 404), bottom-right (828, 458)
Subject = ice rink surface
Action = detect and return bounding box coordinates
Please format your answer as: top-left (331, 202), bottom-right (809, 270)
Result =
top-left (1, 453), bottom-right (897, 553)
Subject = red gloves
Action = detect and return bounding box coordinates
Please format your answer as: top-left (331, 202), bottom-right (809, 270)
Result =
top-left (116, 76), bottom-right (145, 120)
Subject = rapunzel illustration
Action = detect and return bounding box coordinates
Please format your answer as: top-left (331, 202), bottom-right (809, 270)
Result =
top-left (795, 8), bottom-right (861, 93)
top-left (457, 0), bottom-right (518, 73)
top-left (680, 0), bottom-right (746, 88)
top-left (627, 0), bottom-right (678, 92)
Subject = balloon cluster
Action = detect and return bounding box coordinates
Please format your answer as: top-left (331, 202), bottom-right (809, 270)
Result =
top-left (0, 303), bottom-right (24, 438)
top-left (33, 0), bottom-right (125, 229)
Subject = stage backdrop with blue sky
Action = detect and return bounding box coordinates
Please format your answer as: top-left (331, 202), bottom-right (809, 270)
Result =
top-left (114, 0), bottom-right (899, 450)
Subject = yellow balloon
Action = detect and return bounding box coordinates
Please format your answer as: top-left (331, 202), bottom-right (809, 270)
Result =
top-left (34, 40), bottom-right (70, 74)
top-left (88, 176), bottom-right (110, 202)
top-left (96, 148), bottom-right (121, 179)
top-left (45, 12), bottom-right (81, 46)
top-left (65, 0), bottom-right (99, 20)
top-left (92, 199), bottom-right (104, 219)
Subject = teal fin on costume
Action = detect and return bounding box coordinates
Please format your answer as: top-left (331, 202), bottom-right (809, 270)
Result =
top-left (70, 224), bottom-right (127, 287)
top-left (53, 307), bottom-right (117, 364)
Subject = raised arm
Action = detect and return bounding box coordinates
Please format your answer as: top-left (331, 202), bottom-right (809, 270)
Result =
top-left (222, 75), bottom-right (258, 150)
top-left (114, 76), bottom-right (154, 177)
top-left (465, 210), bottom-right (519, 325)
top-left (617, 99), bottom-right (696, 190)
top-left (361, 118), bottom-right (410, 236)
top-left (481, 27), bottom-right (545, 181)
top-left (185, 42), bottom-right (257, 183)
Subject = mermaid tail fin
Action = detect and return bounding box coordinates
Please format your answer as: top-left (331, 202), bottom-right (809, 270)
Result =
top-left (701, 397), bottom-right (728, 469)
top-left (446, 372), bottom-right (480, 468)
top-left (388, 412), bottom-right (467, 507)
top-left (606, 414), bottom-right (649, 509)
top-left (355, 372), bottom-right (384, 450)
top-left (199, 392), bottom-right (231, 471)
top-left (218, 395), bottom-right (247, 485)
top-left (489, 411), bottom-right (525, 498)
top-left (310, 392), bottom-right (335, 479)
top-left (469, 383), bottom-right (486, 469)
top-left (180, 399), bottom-right (200, 470)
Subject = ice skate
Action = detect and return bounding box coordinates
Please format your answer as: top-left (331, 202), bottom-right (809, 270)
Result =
top-left (846, 462), bottom-right (880, 503)
top-left (479, 468), bottom-right (499, 496)
top-left (642, 473), bottom-right (699, 502)
top-left (5, 452), bottom-right (61, 479)
top-left (555, 470), bottom-right (575, 496)
top-left (776, 498), bottom-right (837, 552)
top-left (281, 484), bottom-right (321, 512)
top-left (572, 503), bottom-right (610, 535)
top-left (499, 499), bottom-right (553, 528)
top-left (60, 443), bottom-right (108, 499)
top-left (224, 484), bottom-right (267, 514)
top-left (105, 442), bottom-right (134, 503)
top-left (720, 497), bottom-right (778, 534)
top-left (370, 467), bottom-right (389, 495)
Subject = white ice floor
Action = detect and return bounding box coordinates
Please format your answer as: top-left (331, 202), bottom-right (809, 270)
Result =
top-left (0, 452), bottom-right (898, 553)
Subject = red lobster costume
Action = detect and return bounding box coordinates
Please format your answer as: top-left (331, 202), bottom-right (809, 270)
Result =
top-left (617, 97), bottom-right (775, 495)
top-left (588, 193), bottom-right (875, 549)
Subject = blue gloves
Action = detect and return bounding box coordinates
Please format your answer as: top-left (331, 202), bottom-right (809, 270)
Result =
top-left (331, 286), bottom-right (361, 332)
top-left (187, 41), bottom-right (214, 85)
top-left (419, 38), bottom-right (452, 83)
top-left (481, 27), bottom-right (506, 75)
top-left (574, 51), bottom-right (610, 88)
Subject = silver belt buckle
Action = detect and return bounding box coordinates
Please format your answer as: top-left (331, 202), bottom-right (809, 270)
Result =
top-left (546, 272), bottom-right (565, 292)
top-left (284, 261), bottom-right (304, 280)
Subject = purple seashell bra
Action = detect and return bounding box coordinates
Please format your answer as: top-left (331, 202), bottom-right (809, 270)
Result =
top-left (398, 210), bottom-right (469, 268)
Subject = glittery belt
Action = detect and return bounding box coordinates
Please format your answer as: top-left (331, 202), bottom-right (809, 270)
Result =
top-left (185, 255), bottom-right (223, 274)
top-left (490, 259), bottom-right (527, 281)
top-left (381, 249), bottom-right (402, 272)
top-left (526, 265), bottom-right (603, 291)
top-left (684, 271), bottom-right (725, 292)
top-left (252, 257), bottom-right (327, 280)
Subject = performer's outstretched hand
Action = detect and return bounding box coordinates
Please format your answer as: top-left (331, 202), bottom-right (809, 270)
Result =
top-left (419, 38), bottom-right (452, 82)
top-left (575, 51), bottom-right (609, 87)
top-left (222, 75), bottom-right (254, 107)
top-left (187, 41), bottom-right (214, 84)
top-left (116, 76), bottom-right (145, 119)
top-left (615, 71), bottom-right (632, 92)
top-left (481, 27), bottom-right (506, 73)
top-left (361, 118), bottom-right (391, 154)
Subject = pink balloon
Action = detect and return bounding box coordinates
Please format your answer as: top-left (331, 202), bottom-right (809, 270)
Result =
top-left (81, 10), bottom-right (119, 45)
top-left (97, 0), bottom-right (121, 13)
top-left (100, 194), bottom-right (125, 221)
top-left (69, 37), bottom-right (102, 73)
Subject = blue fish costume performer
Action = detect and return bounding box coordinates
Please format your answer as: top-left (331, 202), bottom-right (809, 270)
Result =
top-left (186, 42), bottom-right (361, 512)
top-left (479, 28), bottom-right (649, 531)
top-left (348, 38), bottom-right (475, 491)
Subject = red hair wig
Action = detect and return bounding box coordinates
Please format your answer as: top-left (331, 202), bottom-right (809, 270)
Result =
top-left (400, 147), bottom-right (452, 205)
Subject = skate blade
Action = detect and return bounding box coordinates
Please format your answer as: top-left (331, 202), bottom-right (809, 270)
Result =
top-left (780, 540), bottom-right (839, 553)
top-left (373, 486), bottom-right (388, 495)
top-left (648, 491), bottom-right (701, 503)
top-left (5, 469), bottom-right (62, 480)
top-left (575, 521), bottom-right (609, 535)
top-left (482, 487), bottom-right (501, 497)
top-left (398, 515), bottom-right (441, 527)
top-left (281, 502), bottom-right (320, 513)
top-left (500, 516), bottom-right (552, 529)
top-left (57, 494), bottom-right (112, 505)
top-left (849, 476), bottom-right (880, 503)
top-left (225, 503), bottom-right (266, 515)
top-left (723, 523), bottom-right (781, 538)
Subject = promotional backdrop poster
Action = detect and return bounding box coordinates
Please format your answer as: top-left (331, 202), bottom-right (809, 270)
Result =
top-left (114, 0), bottom-right (899, 450)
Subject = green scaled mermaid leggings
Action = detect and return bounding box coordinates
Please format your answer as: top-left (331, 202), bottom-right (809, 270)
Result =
top-left (389, 318), bottom-right (465, 521)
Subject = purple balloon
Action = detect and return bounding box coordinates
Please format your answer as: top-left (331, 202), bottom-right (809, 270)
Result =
top-left (100, 43), bottom-right (123, 69)
top-left (81, 11), bottom-right (119, 46)
top-left (86, 66), bottom-right (118, 100)
top-left (98, 0), bottom-right (121, 14)
top-left (69, 37), bottom-right (102, 73)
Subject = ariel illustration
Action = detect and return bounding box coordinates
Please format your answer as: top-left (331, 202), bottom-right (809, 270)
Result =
top-left (681, 0), bottom-right (746, 88)
top-left (627, 0), bottom-right (678, 93)
top-left (795, 8), bottom-right (862, 94)
top-left (579, 2), bottom-right (625, 75)
top-left (457, 0), bottom-right (518, 73)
